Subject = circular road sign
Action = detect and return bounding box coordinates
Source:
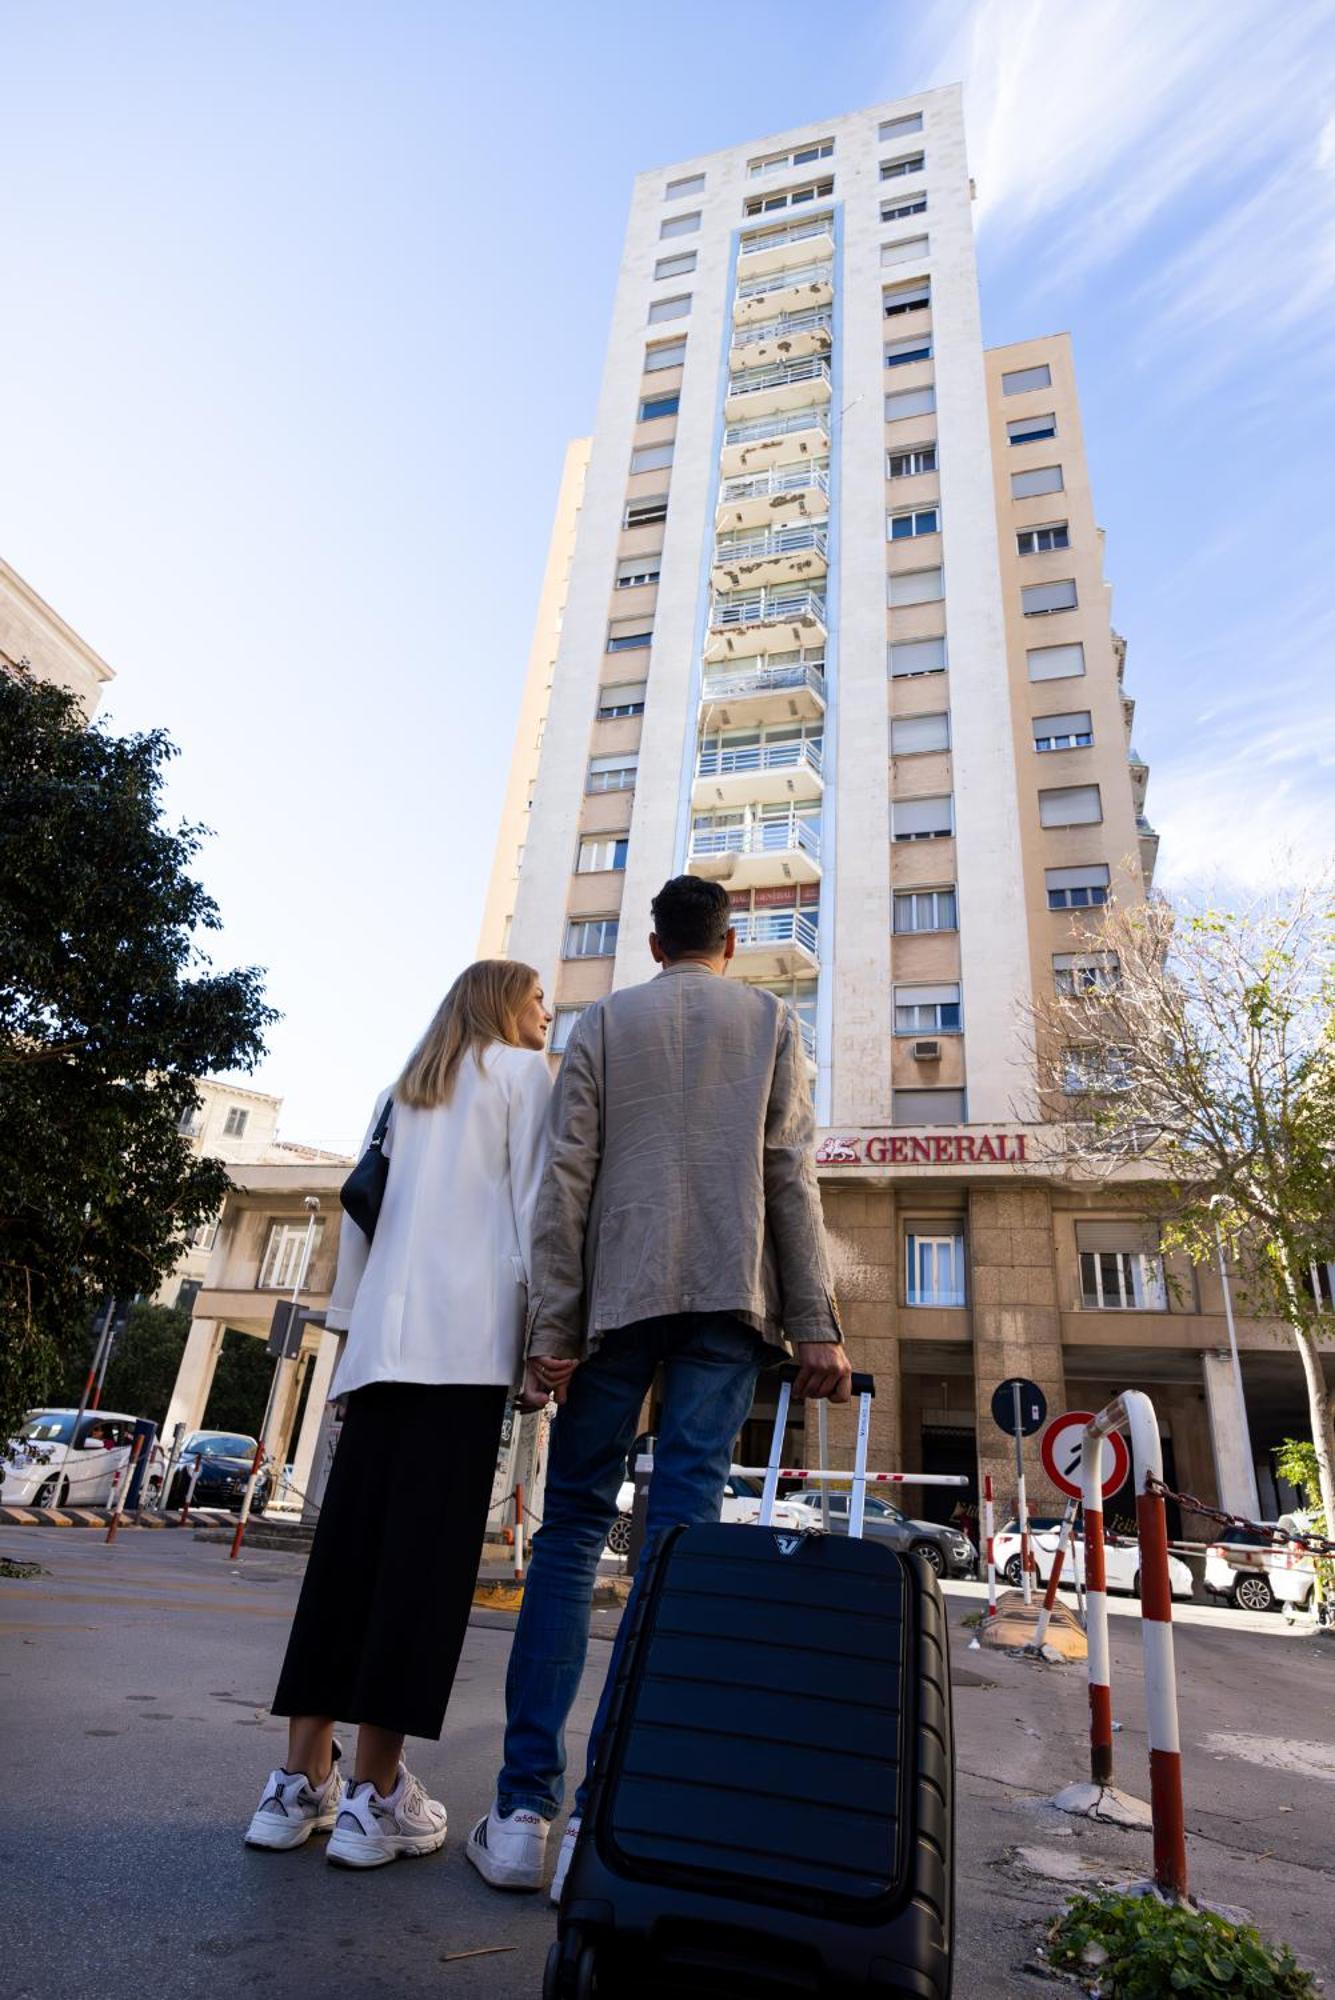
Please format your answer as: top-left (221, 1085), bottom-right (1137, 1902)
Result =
top-left (1041, 1411), bottom-right (1131, 1502)
top-left (990, 1377), bottom-right (1047, 1438)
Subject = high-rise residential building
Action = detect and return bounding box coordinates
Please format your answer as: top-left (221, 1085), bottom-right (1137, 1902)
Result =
top-left (485, 87), bottom-right (1314, 1529)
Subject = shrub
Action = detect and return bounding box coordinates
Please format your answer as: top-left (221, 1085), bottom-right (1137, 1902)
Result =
top-left (1048, 1889), bottom-right (1317, 1997)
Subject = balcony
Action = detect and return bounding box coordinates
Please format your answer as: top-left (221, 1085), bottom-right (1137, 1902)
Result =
top-left (688, 808), bottom-right (822, 887)
top-left (734, 260), bottom-right (834, 326)
top-left (716, 464), bottom-right (829, 540)
top-left (712, 522), bottom-right (828, 593)
top-left (694, 736), bottom-right (824, 809)
top-left (736, 212), bottom-right (836, 279)
top-left (731, 907), bottom-right (820, 978)
top-left (704, 585), bottom-right (827, 661)
top-left (725, 355), bottom-right (832, 422)
top-left (720, 405), bottom-right (830, 478)
top-left (1137, 814), bottom-right (1159, 889)
top-left (731, 307), bottom-right (833, 371)
top-left (700, 657), bottom-right (826, 728)
top-left (1129, 746), bottom-right (1149, 813)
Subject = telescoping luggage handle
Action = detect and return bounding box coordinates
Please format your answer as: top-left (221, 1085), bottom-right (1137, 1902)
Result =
top-left (760, 1365), bottom-right (876, 1537)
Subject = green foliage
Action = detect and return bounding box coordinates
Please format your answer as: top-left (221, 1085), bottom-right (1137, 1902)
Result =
top-left (202, 1330), bottom-right (272, 1438)
top-left (0, 676), bottom-right (275, 1435)
top-left (58, 1301), bottom-right (193, 1426)
top-left (1273, 1438), bottom-right (1328, 1536)
top-left (1048, 1890), bottom-right (1317, 1997)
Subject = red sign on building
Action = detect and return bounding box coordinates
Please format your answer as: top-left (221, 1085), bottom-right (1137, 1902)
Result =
top-left (814, 1131), bottom-right (1029, 1167)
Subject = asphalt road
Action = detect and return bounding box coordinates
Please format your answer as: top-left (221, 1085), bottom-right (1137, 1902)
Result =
top-left (1, 1525), bottom-right (1331, 1998)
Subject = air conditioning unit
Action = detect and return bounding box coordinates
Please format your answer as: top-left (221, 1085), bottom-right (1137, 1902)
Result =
top-left (913, 1039), bottom-right (942, 1062)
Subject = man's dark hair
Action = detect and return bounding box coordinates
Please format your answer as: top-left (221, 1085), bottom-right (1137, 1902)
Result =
top-left (651, 875), bottom-right (731, 959)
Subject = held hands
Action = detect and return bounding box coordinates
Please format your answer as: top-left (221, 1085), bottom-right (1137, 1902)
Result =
top-left (792, 1341), bottom-right (854, 1404)
top-left (516, 1355), bottom-right (579, 1414)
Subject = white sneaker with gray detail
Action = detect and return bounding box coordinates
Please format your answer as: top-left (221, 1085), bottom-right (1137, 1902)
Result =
top-left (465, 1803), bottom-right (549, 1891)
top-left (326, 1766), bottom-right (448, 1869)
top-left (549, 1815), bottom-right (581, 1906)
top-left (244, 1743), bottom-right (345, 1850)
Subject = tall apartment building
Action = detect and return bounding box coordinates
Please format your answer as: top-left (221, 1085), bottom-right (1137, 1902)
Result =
top-left (486, 86), bottom-right (1318, 1528)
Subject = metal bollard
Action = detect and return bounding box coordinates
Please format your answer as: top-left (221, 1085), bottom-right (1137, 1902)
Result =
top-left (179, 1456), bottom-right (204, 1524)
top-left (983, 1475), bottom-right (997, 1618)
top-left (513, 1484), bottom-right (525, 1582)
top-left (229, 1442), bottom-right (267, 1560)
top-left (1032, 1495), bottom-right (1079, 1651)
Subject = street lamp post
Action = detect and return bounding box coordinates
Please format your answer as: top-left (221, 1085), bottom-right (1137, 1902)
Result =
top-left (1212, 1204), bottom-right (1260, 1518)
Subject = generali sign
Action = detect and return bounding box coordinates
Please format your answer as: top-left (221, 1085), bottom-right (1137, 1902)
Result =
top-left (815, 1129), bottom-right (1031, 1168)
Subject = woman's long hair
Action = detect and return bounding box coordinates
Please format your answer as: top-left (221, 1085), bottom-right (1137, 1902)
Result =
top-left (395, 960), bottom-right (539, 1109)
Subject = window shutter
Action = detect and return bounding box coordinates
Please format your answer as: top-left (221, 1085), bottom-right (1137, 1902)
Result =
top-left (879, 112), bottom-right (923, 142)
top-left (1011, 464), bottom-right (1064, 498)
top-left (893, 794), bottom-right (952, 836)
top-left (644, 338), bottom-right (686, 371)
top-left (1039, 785), bottom-right (1101, 826)
top-left (590, 753), bottom-right (638, 775)
top-left (1027, 642), bottom-right (1085, 680)
top-left (1002, 363), bottom-right (1052, 394)
top-left (892, 712), bottom-right (949, 753)
top-left (1022, 579), bottom-right (1078, 615)
top-left (1046, 863), bottom-right (1110, 893)
top-left (647, 294), bottom-right (691, 324)
top-left (659, 211), bottom-right (701, 240)
top-left (889, 567), bottom-right (943, 606)
top-left (889, 636), bottom-right (946, 676)
top-left (886, 385), bottom-right (936, 421)
top-left (654, 251), bottom-right (697, 280)
top-left (893, 1088), bottom-right (965, 1125)
top-left (895, 983), bottom-right (960, 1007)
top-left (1077, 1220), bottom-right (1159, 1256)
top-left (666, 173), bottom-right (705, 199)
top-left (1033, 710), bottom-right (1092, 740)
top-left (881, 234), bottom-right (929, 266)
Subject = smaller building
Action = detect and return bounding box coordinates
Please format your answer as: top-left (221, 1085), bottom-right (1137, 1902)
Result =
top-left (0, 556), bottom-right (115, 717)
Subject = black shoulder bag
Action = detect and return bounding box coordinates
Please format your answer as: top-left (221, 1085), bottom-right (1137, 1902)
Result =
top-left (340, 1097), bottom-right (393, 1242)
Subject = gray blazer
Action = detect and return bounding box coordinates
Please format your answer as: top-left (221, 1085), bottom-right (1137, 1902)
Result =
top-left (526, 962), bottom-right (842, 1361)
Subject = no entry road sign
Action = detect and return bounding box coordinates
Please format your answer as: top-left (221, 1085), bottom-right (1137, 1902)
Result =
top-left (990, 1377), bottom-right (1047, 1438)
top-left (1041, 1411), bottom-right (1130, 1502)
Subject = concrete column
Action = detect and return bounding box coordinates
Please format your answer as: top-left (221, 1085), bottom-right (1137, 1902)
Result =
top-left (969, 1187), bottom-right (1067, 1516)
top-left (288, 1328), bottom-right (340, 1507)
top-left (264, 1347), bottom-right (308, 1470)
top-left (1202, 1351), bottom-right (1260, 1515)
top-left (819, 1185), bottom-right (901, 1473)
top-left (162, 1317), bottom-right (224, 1437)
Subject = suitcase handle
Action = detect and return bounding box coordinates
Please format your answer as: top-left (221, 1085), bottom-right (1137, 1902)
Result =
top-left (759, 1370), bottom-right (875, 1537)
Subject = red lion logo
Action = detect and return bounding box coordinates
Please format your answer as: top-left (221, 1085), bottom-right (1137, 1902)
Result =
top-left (815, 1135), bottom-right (862, 1165)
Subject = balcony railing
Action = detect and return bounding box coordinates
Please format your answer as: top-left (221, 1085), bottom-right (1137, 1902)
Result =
top-left (723, 406), bottom-right (831, 450)
top-left (739, 212), bottom-right (835, 257)
top-left (727, 356), bottom-right (831, 400)
top-left (731, 306), bottom-right (832, 350)
top-left (719, 464), bottom-right (829, 505)
top-left (697, 738), bottom-right (823, 783)
top-left (690, 811), bottom-right (822, 864)
top-left (736, 258), bottom-right (833, 303)
top-left (701, 660), bottom-right (826, 705)
top-left (733, 908), bottom-right (820, 956)
top-left (714, 524), bottom-right (828, 566)
top-left (710, 586), bottom-right (827, 631)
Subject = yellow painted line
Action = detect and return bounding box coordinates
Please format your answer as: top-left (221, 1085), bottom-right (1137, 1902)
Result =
top-left (473, 1581), bottom-right (525, 1612)
top-left (0, 1508), bottom-right (39, 1526)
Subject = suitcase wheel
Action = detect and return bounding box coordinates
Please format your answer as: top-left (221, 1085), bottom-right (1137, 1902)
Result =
top-left (544, 1933), bottom-right (603, 2000)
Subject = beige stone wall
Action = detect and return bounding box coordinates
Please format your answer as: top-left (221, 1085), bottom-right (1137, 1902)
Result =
top-left (0, 558), bottom-right (114, 718)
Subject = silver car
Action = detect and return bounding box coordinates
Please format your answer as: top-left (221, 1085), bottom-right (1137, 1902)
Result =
top-left (786, 1489), bottom-right (977, 1577)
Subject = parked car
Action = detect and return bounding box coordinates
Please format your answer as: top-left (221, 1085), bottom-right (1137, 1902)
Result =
top-left (993, 1517), bottom-right (1194, 1599)
top-left (605, 1471), bottom-right (804, 1556)
top-left (168, 1431), bottom-right (270, 1513)
top-left (1, 1409), bottom-right (164, 1509)
top-left (1205, 1520), bottom-right (1320, 1615)
top-left (785, 1489), bottom-right (977, 1578)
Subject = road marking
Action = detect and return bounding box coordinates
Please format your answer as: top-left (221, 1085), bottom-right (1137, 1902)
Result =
top-left (1201, 1732), bottom-right (1335, 1784)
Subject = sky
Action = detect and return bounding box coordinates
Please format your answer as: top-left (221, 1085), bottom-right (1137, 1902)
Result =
top-left (4, 0), bottom-right (1333, 1153)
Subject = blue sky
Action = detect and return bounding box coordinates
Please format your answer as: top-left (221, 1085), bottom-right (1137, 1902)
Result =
top-left (3, 0), bottom-right (1332, 1151)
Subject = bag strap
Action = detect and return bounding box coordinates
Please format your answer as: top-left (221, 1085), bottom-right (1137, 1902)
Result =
top-left (368, 1096), bottom-right (393, 1151)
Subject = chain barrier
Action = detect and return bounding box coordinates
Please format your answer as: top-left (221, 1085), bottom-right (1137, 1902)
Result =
top-left (1143, 1475), bottom-right (1335, 1559)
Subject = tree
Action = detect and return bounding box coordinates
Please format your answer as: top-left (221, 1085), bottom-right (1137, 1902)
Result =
top-left (0, 675), bottom-right (276, 1436)
top-left (1029, 885), bottom-right (1335, 1533)
top-left (58, 1300), bottom-right (192, 1426)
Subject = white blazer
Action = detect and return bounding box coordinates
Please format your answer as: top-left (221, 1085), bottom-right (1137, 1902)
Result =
top-left (327, 1042), bottom-right (553, 1396)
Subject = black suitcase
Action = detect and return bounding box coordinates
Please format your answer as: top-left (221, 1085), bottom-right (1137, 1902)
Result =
top-left (544, 1369), bottom-right (954, 2000)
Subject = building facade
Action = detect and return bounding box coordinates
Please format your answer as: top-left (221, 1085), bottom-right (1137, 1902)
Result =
top-left (1, 556), bottom-right (115, 716)
top-left (486, 87), bottom-right (1329, 1526)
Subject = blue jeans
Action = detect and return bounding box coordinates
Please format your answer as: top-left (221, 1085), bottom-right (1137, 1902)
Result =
top-left (497, 1311), bottom-right (762, 1821)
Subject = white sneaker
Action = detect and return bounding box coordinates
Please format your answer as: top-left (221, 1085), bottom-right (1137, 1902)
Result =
top-left (244, 1745), bottom-right (345, 1850)
top-left (326, 1766), bottom-right (447, 1869)
top-left (465, 1802), bottom-right (549, 1891)
top-left (549, 1815), bottom-right (582, 1906)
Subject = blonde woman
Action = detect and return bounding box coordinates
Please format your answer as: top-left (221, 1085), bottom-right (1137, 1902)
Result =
top-left (244, 961), bottom-right (553, 1868)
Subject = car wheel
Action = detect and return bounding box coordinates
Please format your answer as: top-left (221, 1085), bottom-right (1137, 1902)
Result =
top-left (35, 1476), bottom-right (62, 1508)
top-left (606, 1512), bottom-right (633, 1557)
top-left (911, 1540), bottom-right (945, 1577)
top-left (1003, 1554), bottom-right (1024, 1587)
top-left (1234, 1572), bottom-right (1275, 1614)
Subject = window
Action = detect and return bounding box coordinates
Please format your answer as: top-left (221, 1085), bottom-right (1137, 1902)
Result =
top-left (1054, 952), bottom-right (1119, 994)
top-left (907, 1230), bottom-right (966, 1306)
top-left (748, 139), bottom-right (834, 178)
top-left (177, 1104), bottom-right (203, 1137)
top-left (895, 983), bottom-right (961, 1033)
top-left (893, 794), bottom-right (952, 840)
top-left (1077, 1224), bottom-right (1166, 1310)
top-left (638, 392), bottom-right (679, 422)
top-left (1012, 464), bottom-right (1064, 499)
top-left (576, 834), bottom-right (629, 873)
top-left (881, 152), bottom-right (926, 179)
top-left (892, 711), bottom-right (949, 754)
top-left (1002, 363), bottom-right (1052, 394)
top-left (175, 1277), bottom-right (203, 1314)
top-left (1028, 641), bottom-right (1085, 681)
top-left (881, 193), bottom-right (927, 222)
top-left (889, 635), bottom-right (947, 676)
top-left (882, 234), bottom-right (929, 266)
top-left (665, 173), bottom-right (705, 200)
top-left (1047, 862), bottom-right (1110, 909)
top-left (654, 251), bottom-right (696, 281)
top-left (258, 1218), bottom-right (327, 1290)
top-left (1062, 1046), bottom-right (1131, 1093)
top-left (587, 752), bottom-right (638, 793)
top-left (1022, 579), bottom-right (1078, 616)
top-left (743, 176), bottom-right (834, 217)
top-left (615, 553), bottom-right (661, 588)
top-left (223, 1107), bottom-right (249, 1138)
top-left (607, 620), bottom-right (653, 653)
top-left (879, 112), bottom-right (923, 143)
top-left (644, 336), bottom-right (687, 372)
top-left (550, 1006), bottom-right (586, 1054)
top-left (1008, 411), bottom-right (1057, 444)
top-left (894, 887), bottom-right (957, 933)
top-left (629, 443), bottom-right (673, 477)
top-left (884, 278), bottom-right (930, 318)
top-left (886, 386), bottom-right (936, 422)
top-left (565, 918), bottom-right (619, 959)
top-left (1039, 783), bottom-right (1102, 826)
top-left (1017, 523), bottom-right (1070, 554)
top-left (888, 567), bottom-right (943, 607)
top-left (889, 506), bottom-right (939, 539)
top-left (888, 445), bottom-right (937, 477)
top-left (647, 294), bottom-right (691, 325)
top-left (894, 1087), bottom-right (965, 1125)
top-left (189, 1218), bottom-right (218, 1252)
top-left (624, 495), bottom-right (668, 529)
top-left (885, 333), bottom-right (932, 367)
top-left (598, 682), bottom-right (646, 718)
top-left (1033, 710), bottom-right (1093, 752)
top-left (659, 211), bottom-right (701, 240)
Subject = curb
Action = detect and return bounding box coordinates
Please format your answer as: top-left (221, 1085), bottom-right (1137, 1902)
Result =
top-left (0, 1504), bottom-right (238, 1532)
top-left (472, 1575), bottom-right (631, 1613)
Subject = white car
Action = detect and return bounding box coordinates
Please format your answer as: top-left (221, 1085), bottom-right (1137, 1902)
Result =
top-left (1, 1409), bottom-right (163, 1509)
top-left (1205, 1521), bottom-right (1319, 1614)
top-left (606, 1472), bottom-right (804, 1555)
top-left (993, 1517), bottom-right (1193, 1599)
